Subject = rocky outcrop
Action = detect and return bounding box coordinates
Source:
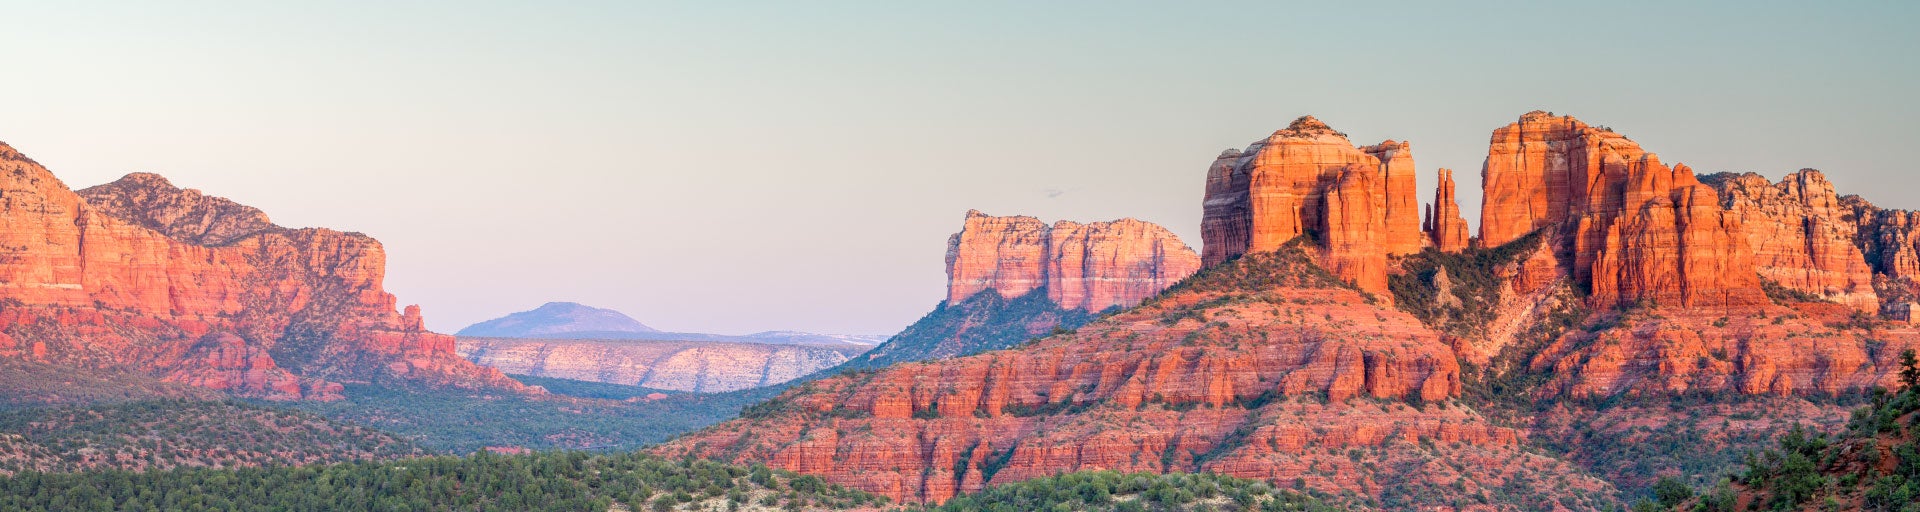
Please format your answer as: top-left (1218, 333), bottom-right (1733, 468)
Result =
top-left (1422, 168), bottom-right (1470, 252)
top-left (945, 211), bottom-right (1199, 312)
top-left (1532, 302), bottom-right (1915, 397)
top-left (1199, 116), bottom-right (1422, 296)
top-left (0, 139), bottom-right (523, 399)
top-left (1844, 195), bottom-right (1920, 308)
top-left (76, 172), bottom-right (276, 246)
top-left (1476, 112), bottom-right (1769, 310)
top-left (1704, 170), bottom-right (1877, 311)
top-left (456, 302), bottom-right (658, 337)
top-left (657, 245), bottom-right (1618, 506)
top-left (457, 337), bottom-right (856, 392)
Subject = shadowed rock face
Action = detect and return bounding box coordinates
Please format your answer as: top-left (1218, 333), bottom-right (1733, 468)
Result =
top-left (457, 337), bottom-right (854, 392)
top-left (945, 211), bottom-right (1200, 312)
top-left (0, 140), bottom-right (523, 400)
top-left (456, 302), bottom-right (658, 337)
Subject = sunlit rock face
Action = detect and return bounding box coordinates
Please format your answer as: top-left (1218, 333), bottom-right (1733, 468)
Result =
top-left (0, 139), bottom-right (524, 400)
top-left (946, 210), bottom-right (1199, 312)
top-left (1200, 116), bottom-right (1422, 297)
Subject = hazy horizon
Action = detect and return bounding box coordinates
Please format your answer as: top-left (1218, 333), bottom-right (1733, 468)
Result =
top-left (3, 1), bottom-right (1915, 335)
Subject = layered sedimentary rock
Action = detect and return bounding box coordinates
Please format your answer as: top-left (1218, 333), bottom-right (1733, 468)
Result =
top-left (659, 246), bottom-right (1615, 506)
top-left (1422, 168), bottom-right (1470, 252)
top-left (1843, 195), bottom-right (1920, 307)
top-left (457, 337), bottom-right (857, 392)
top-left (0, 140), bottom-right (522, 399)
top-left (1318, 165), bottom-right (1388, 294)
top-left (1532, 302), bottom-right (1917, 397)
top-left (1200, 116), bottom-right (1422, 296)
top-left (1703, 170), bottom-right (1877, 311)
top-left (1476, 112), bottom-right (1768, 310)
top-left (945, 210), bottom-right (1199, 312)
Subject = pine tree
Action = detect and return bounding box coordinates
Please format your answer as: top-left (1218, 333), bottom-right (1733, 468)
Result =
top-left (1901, 349), bottom-right (1919, 390)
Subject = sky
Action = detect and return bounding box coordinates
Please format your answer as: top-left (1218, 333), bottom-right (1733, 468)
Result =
top-left (1, 1), bottom-right (1915, 335)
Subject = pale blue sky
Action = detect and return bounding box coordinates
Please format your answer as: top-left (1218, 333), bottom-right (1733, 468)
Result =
top-left (1, 1), bottom-right (1914, 334)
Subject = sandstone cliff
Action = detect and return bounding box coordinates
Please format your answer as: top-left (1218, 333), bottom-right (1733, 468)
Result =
top-left (457, 337), bottom-right (856, 392)
top-left (1703, 170), bottom-right (1878, 311)
top-left (0, 140), bottom-right (523, 399)
top-left (852, 212), bottom-right (1199, 370)
top-left (1475, 111), bottom-right (1769, 311)
top-left (946, 210), bottom-right (1199, 312)
top-left (660, 244), bottom-right (1616, 507)
top-left (1200, 116), bottom-right (1423, 297)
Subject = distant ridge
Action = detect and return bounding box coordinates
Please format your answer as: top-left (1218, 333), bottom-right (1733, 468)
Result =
top-left (456, 302), bottom-right (658, 337)
top-left (456, 303), bottom-right (886, 347)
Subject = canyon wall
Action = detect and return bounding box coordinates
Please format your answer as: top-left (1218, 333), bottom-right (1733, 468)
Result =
top-left (0, 141), bottom-right (523, 399)
top-left (945, 210), bottom-right (1199, 312)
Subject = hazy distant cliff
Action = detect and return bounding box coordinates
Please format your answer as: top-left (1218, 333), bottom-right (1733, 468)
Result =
top-left (457, 337), bottom-right (859, 392)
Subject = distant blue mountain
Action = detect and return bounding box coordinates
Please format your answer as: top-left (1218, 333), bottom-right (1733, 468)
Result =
top-left (456, 303), bottom-right (888, 348)
top-left (455, 302), bottom-right (658, 337)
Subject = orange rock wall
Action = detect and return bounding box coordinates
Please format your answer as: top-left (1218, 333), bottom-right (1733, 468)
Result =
top-left (1479, 112), bottom-right (1768, 310)
top-left (945, 211), bottom-right (1199, 312)
top-left (1199, 116), bottom-right (1423, 296)
top-left (1707, 170), bottom-right (1877, 311)
top-left (0, 140), bottom-right (520, 399)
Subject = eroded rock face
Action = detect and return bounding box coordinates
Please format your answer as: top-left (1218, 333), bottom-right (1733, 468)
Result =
top-left (945, 211), bottom-right (1199, 312)
top-left (457, 338), bottom-right (855, 392)
top-left (1532, 303), bottom-right (1916, 397)
top-left (1704, 170), bottom-right (1877, 311)
top-left (657, 247), bottom-right (1612, 506)
top-left (1844, 195), bottom-right (1920, 306)
top-left (1423, 167), bottom-right (1471, 252)
top-left (1478, 112), bottom-right (1768, 310)
top-left (1200, 117), bottom-right (1422, 297)
top-left (0, 140), bottom-right (523, 399)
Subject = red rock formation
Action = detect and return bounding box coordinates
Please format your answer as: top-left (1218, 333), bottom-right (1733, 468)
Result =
top-left (1586, 161), bottom-right (1768, 309)
top-left (1422, 168), bottom-right (1470, 252)
top-left (1477, 112), bottom-right (1768, 310)
top-left (1844, 195), bottom-right (1920, 307)
top-left (1363, 140), bottom-right (1423, 256)
top-left (945, 210), bottom-right (1199, 312)
top-left (1533, 303), bottom-right (1916, 397)
top-left (658, 247), bottom-right (1613, 505)
top-left (0, 139), bottom-right (523, 399)
top-left (1705, 170), bottom-right (1878, 311)
top-left (1200, 116), bottom-right (1422, 296)
top-left (1319, 165), bottom-right (1388, 294)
